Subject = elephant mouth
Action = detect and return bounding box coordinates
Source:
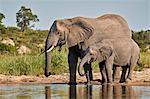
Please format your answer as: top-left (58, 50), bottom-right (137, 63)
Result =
top-left (57, 39), bottom-right (66, 46)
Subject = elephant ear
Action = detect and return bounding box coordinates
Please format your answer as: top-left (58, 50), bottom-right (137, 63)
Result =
top-left (66, 17), bottom-right (94, 47)
top-left (98, 41), bottom-right (114, 59)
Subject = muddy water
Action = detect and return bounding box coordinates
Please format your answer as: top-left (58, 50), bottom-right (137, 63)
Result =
top-left (0, 84), bottom-right (150, 99)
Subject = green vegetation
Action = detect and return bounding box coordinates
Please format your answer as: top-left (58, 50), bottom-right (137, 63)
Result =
top-left (132, 30), bottom-right (150, 71)
top-left (0, 13), bottom-right (5, 24)
top-left (132, 30), bottom-right (150, 51)
top-left (0, 47), bottom-right (69, 76)
top-left (0, 13), bottom-right (5, 34)
top-left (0, 43), bottom-right (16, 54)
top-left (0, 55), bottom-right (44, 75)
top-left (140, 52), bottom-right (150, 68)
top-left (16, 6), bottom-right (39, 32)
top-left (0, 27), bottom-right (48, 54)
top-left (134, 52), bottom-right (150, 71)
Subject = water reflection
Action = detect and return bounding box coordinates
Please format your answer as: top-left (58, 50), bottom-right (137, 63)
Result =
top-left (70, 84), bottom-right (93, 99)
top-left (45, 86), bottom-right (51, 99)
top-left (0, 84), bottom-right (149, 99)
top-left (44, 84), bottom-right (142, 99)
top-left (100, 85), bottom-right (141, 99)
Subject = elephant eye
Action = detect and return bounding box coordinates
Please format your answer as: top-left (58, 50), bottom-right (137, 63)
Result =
top-left (57, 32), bottom-right (60, 35)
top-left (90, 53), bottom-right (93, 55)
top-left (57, 32), bottom-right (62, 37)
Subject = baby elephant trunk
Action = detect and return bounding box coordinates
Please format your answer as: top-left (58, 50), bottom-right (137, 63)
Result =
top-left (78, 56), bottom-right (89, 76)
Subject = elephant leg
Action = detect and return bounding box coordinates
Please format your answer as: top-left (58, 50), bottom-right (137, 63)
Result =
top-left (120, 66), bottom-right (128, 83)
top-left (126, 65), bottom-right (134, 83)
top-left (126, 55), bottom-right (138, 83)
top-left (83, 63), bottom-right (93, 83)
top-left (99, 61), bottom-right (107, 84)
top-left (105, 57), bottom-right (113, 84)
top-left (113, 65), bottom-right (121, 83)
top-left (68, 48), bottom-right (78, 85)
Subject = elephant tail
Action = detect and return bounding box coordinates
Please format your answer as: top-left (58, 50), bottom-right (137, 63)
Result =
top-left (137, 54), bottom-right (141, 66)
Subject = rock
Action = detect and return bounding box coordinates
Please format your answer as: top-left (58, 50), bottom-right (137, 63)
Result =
top-left (17, 45), bottom-right (31, 55)
top-left (1, 38), bottom-right (15, 46)
top-left (0, 37), bottom-right (2, 41)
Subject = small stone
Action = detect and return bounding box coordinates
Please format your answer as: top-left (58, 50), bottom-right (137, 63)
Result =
top-left (17, 45), bottom-right (31, 55)
top-left (1, 38), bottom-right (15, 46)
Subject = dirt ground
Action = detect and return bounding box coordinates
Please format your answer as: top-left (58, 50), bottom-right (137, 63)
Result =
top-left (0, 68), bottom-right (150, 85)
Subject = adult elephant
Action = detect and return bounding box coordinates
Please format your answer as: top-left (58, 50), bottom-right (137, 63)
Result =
top-left (44, 14), bottom-right (132, 84)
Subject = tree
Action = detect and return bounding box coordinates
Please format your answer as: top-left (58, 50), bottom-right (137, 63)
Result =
top-left (0, 12), bottom-right (5, 24)
top-left (16, 6), bottom-right (39, 32)
top-left (0, 12), bottom-right (5, 34)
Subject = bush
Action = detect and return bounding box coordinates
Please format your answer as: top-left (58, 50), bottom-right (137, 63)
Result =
top-left (0, 24), bottom-right (6, 34)
top-left (0, 43), bottom-right (16, 54)
top-left (140, 52), bottom-right (150, 68)
top-left (134, 52), bottom-right (150, 71)
top-left (6, 26), bottom-right (20, 33)
top-left (132, 30), bottom-right (150, 51)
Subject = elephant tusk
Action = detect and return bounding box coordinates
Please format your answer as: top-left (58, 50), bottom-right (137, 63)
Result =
top-left (46, 46), bottom-right (54, 53)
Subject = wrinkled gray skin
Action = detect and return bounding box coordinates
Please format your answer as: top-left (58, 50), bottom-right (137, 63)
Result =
top-left (78, 38), bottom-right (140, 84)
top-left (44, 14), bottom-right (132, 84)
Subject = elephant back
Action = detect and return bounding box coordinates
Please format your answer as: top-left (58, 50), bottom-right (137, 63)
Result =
top-left (87, 14), bottom-right (132, 46)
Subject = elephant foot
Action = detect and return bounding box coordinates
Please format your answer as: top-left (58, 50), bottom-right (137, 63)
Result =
top-left (108, 82), bottom-right (114, 86)
top-left (119, 78), bottom-right (126, 83)
top-left (113, 78), bottom-right (120, 83)
top-left (102, 82), bottom-right (113, 85)
top-left (107, 81), bottom-right (113, 85)
top-left (102, 82), bottom-right (107, 85)
top-left (45, 72), bottom-right (51, 77)
top-left (126, 78), bottom-right (132, 83)
top-left (68, 82), bottom-right (77, 85)
top-left (87, 81), bottom-right (91, 85)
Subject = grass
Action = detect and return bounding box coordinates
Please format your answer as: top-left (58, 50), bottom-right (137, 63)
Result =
top-left (0, 55), bottom-right (44, 76)
top-left (140, 52), bottom-right (150, 68)
top-left (0, 50), bottom-right (149, 75)
top-left (0, 46), bottom-right (69, 76)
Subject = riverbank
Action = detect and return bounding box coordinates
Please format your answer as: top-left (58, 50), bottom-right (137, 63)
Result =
top-left (0, 68), bottom-right (150, 85)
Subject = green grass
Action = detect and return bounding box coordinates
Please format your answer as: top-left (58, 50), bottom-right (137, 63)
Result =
top-left (0, 46), bottom-right (69, 76)
top-left (140, 52), bottom-right (150, 68)
top-left (0, 55), bottom-right (44, 75)
top-left (0, 51), bottom-right (149, 75)
top-left (133, 52), bottom-right (150, 71)
top-left (50, 46), bottom-right (69, 74)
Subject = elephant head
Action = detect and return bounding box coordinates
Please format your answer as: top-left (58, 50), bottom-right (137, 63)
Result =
top-left (78, 41), bottom-right (114, 76)
top-left (44, 17), bottom-right (94, 77)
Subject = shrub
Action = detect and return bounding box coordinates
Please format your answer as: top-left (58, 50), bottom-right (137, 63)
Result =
top-left (0, 43), bottom-right (16, 54)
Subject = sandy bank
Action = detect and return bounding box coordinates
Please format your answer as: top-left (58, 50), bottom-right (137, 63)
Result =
top-left (0, 68), bottom-right (150, 85)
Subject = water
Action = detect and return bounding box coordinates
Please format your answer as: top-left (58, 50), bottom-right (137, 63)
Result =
top-left (0, 84), bottom-right (150, 99)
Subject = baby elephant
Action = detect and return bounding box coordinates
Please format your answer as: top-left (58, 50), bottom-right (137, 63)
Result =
top-left (78, 38), bottom-right (140, 84)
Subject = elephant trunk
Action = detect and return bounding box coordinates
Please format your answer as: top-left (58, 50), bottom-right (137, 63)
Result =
top-left (44, 34), bottom-right (59, 77)
top-left (45, 51), bottom-right (51, 77)
top-left (78, 56), bottom-right (89, 76)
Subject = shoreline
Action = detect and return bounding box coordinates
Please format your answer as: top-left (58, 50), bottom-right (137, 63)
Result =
top-left (0, 68), bottom-right (150, 86)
